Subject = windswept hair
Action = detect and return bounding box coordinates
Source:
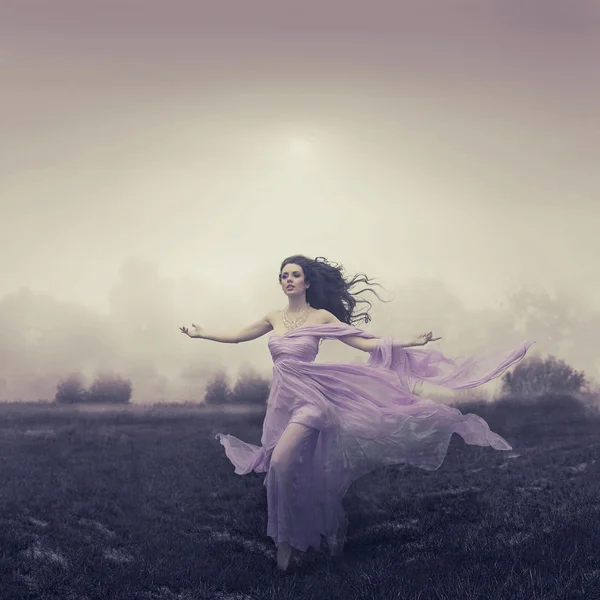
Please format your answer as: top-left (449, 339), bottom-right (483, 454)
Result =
top-left (278, 255), bottom-right (391, 326)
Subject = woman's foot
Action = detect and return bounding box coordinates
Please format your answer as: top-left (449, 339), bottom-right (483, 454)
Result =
top-left (276, 542), bottom-right (293, 571)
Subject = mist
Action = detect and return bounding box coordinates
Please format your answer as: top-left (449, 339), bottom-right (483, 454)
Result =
top-left (0, 263), bottom-right (597, 403)
top-left (1, 1), bottom-right (598, 403)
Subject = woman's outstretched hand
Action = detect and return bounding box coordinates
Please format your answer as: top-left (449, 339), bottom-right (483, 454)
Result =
top-left (415, 331), bottom-right (442, 346)
top-left (179, 323), bottom-right (203, 338)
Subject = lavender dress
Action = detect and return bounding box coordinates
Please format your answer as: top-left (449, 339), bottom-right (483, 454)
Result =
top-left (216, 323), bottom-right (534, 555)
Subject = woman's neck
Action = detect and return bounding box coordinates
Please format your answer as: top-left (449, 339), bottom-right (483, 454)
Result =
top-left (287, 297), bottom-right (310, 313)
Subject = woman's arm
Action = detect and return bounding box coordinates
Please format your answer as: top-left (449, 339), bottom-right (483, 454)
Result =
top-left (320, 310), bottom-right (439, 352)
top-left (180, 313), bottom-right (273, 344)
top-left (318, 310), bottom-right (378, 351)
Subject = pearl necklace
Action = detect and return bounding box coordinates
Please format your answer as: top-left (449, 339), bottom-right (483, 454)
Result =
top-left (282, 303), bottom-right (311, 331)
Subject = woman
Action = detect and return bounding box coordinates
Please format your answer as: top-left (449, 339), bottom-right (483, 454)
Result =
top-left (179, 255), bottom-right (534, 572)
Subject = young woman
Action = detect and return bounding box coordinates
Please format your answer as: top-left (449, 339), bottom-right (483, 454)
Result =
top-left (180, 255), bottom-right (534, 572)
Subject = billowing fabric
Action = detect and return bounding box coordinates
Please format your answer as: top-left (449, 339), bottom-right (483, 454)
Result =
top-left (216, 323), bottom-right (534, 555)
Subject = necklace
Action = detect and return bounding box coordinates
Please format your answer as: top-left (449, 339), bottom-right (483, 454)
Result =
top-left (282, 303), bottom-right (311, 331)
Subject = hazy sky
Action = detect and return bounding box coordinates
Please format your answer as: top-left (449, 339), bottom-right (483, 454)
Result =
top-left (1, 1), bottom-right (599, 401)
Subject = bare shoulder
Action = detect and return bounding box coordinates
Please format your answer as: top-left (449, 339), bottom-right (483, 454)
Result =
top-left (315, 308), bottom-right (339, 324)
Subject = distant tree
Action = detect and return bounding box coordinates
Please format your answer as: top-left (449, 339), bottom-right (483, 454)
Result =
top-left (55, 373), bottom-right (88, 404)
top-left (204, 370), bottom-right (232, 405)
top-left (87, 373), bottom-right (132, 404)
top-left (501, 355), bottom-right (587, 397)
top-left (503, 285), bottom-right (583, 357)
top-left (231, 369), bottom-right (271, 405)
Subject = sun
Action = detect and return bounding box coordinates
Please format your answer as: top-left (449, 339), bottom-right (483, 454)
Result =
top-left (289, 137), bottom-right (312, 157)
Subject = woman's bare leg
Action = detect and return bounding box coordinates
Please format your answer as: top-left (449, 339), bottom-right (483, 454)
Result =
top-left (269, 421), bottom-right (319, 571)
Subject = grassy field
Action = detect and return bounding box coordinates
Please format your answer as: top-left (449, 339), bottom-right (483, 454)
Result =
top-left (1, 395), bottom-right (599, 600)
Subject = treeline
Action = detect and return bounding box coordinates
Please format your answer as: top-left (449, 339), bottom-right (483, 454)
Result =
top-left (53, 369), bottom-right (271, 405)
top-left (55, 373), bottom-right (133, 404)
top-left (52, 354), bottom-right (591, 406)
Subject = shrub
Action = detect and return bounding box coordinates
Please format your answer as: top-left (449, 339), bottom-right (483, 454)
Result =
top-left (501, 355), bottom-right (587, 397)
top-left (230, 369), bottom-right (271, 405)
top-left (55, 373), bottom-right (88, 404)
top-left (204, 370), bottom-right (232, 405)
top-left (87, 373), bottom-right (132, 404)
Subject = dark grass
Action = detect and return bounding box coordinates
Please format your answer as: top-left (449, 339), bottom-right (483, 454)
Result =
top-left (1, 396), bottom-right (600, 600)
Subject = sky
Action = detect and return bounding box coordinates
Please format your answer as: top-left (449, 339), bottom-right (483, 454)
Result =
top-left (1, 1), bottom-right (599, 402)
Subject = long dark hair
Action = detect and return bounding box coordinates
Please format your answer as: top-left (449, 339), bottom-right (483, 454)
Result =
top-left (278, 255), bottom-right (391, 325)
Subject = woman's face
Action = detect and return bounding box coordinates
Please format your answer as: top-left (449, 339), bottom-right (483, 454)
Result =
top-left (280, 263), bottom-right (310, 297)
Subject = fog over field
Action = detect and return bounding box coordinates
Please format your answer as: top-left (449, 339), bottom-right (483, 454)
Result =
top-left (1, 0), bottom-right (598, 403)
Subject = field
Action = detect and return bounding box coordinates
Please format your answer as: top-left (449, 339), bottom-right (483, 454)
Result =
top-left (1, 396), bottom-right (599, 600)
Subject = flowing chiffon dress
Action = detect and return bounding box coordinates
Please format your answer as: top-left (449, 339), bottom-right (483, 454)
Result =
top-left (215, 323), bottom-right (535, 556)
